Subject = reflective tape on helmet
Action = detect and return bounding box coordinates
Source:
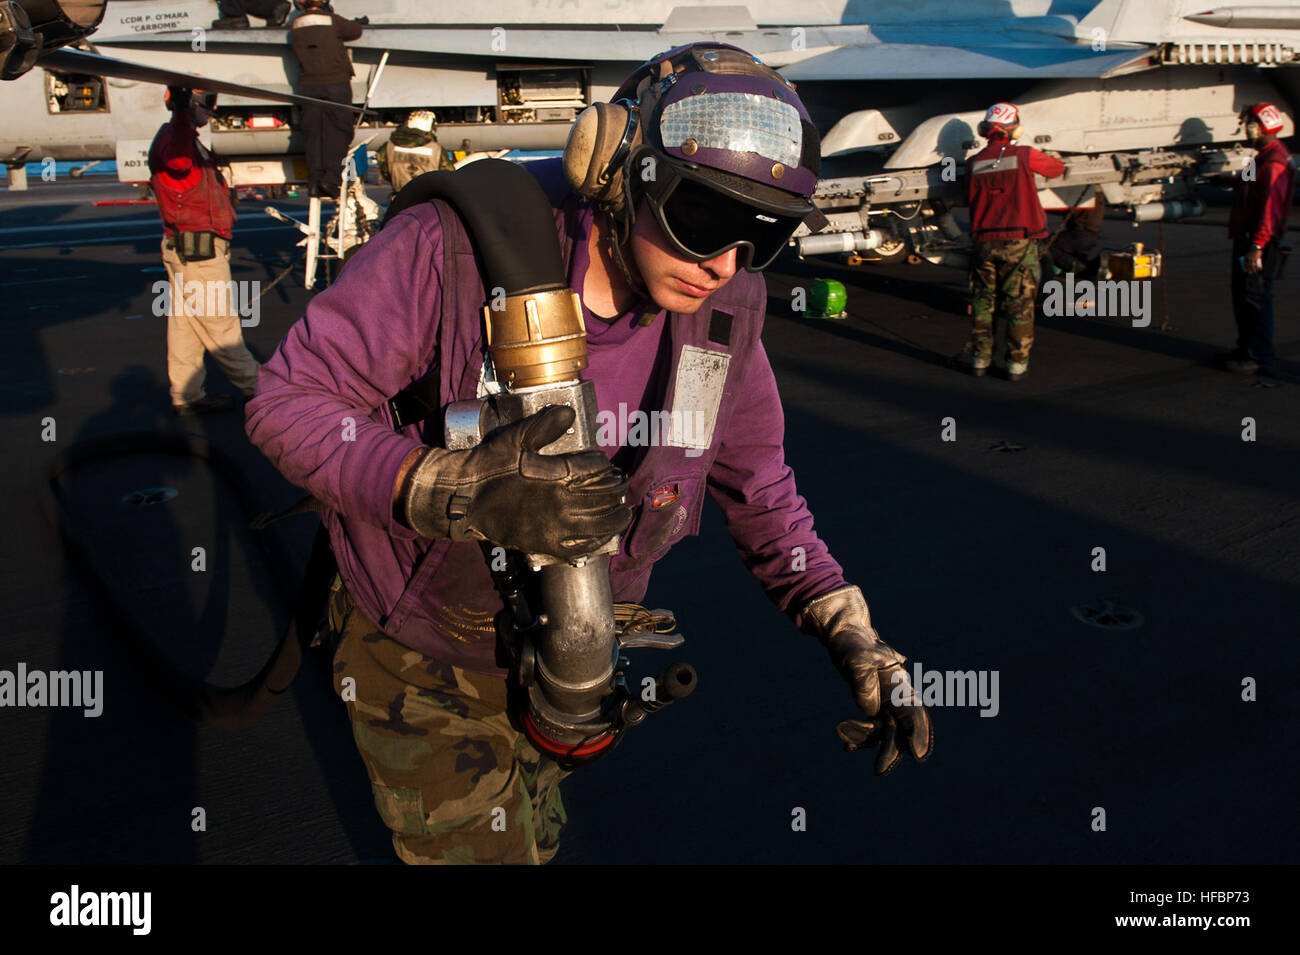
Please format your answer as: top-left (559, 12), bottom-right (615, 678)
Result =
top-left (985, 102), bottom-right (1019, 125)
top-left (1250, 103), bottom-right (1284, 134)
top-left (659, 92), bottom-right (802, 168)
top-left (406, 110), bottom-right (436, 133)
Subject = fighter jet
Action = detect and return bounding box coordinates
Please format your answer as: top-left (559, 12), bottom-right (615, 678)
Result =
top-left (0, 0), bottom-right (364, 185)
top-left (3, 1), bottom-right (1298, 261)
top-left (788, 0), bottom-right (1300, 264)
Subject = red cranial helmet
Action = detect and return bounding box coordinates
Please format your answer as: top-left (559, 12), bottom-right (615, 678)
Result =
top-left (978, 102), bottom-right (1022, 140)
top-left (1242, 102), bottom-right (1285, 136)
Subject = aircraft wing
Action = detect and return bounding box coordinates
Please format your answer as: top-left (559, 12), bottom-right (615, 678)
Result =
top-left (777, 41), bottom-right (1156, 81)
top-left (106, 24), bottom-right (1159, 79)
top-left (106, 25), bottom-right (673, 61)
top-left (35, 46), bottom-right (364, 112)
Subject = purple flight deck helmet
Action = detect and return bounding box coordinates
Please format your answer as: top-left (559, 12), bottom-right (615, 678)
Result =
top-left (613, 43), bottom-right (823, 272)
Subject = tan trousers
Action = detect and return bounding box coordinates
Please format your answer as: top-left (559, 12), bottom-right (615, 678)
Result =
top-left (161, 236), bottom-right (261, 407)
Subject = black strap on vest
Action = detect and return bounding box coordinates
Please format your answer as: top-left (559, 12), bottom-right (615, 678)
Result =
top-left (387, 371), bottom-right (442, 432)
top-left (708, 309), bottom-right (733, 346)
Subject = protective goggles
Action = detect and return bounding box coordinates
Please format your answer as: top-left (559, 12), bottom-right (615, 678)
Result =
top-left (633, 147), bottom-right (812, 272)
top-left (167, 88), bottom-right (218, 111)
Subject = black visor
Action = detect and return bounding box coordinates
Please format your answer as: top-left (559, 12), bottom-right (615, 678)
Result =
top-left (654, 177), bottom-right (805, 271)
top-left (636, 150), bottom-right (811, 272)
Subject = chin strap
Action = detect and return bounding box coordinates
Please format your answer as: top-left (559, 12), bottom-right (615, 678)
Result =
top-left (601, 207), bottom-right (650, 305)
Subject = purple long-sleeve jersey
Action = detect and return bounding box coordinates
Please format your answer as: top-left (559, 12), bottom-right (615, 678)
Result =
top-left (246, 160), bottom-right (846, 674)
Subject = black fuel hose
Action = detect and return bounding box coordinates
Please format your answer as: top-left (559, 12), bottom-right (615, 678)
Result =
top-left (382, 158), bottom-right (567, 297)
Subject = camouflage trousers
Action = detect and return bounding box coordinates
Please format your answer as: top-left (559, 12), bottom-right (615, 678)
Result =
top-left (968, 238), bottom-right (1041, 364)
top-left (325, 577), bottom-right (569, 864)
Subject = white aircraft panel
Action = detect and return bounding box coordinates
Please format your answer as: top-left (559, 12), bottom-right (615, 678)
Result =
top-left (115, 140), bottom-right (152, 183)
top-left (365, 65), bottom-right (496, 108)
top-left (94, 1), bottom-right (1079, 34)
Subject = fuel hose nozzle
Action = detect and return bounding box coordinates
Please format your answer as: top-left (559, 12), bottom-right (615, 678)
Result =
top-left (447, 280), bottom-right (694, 769)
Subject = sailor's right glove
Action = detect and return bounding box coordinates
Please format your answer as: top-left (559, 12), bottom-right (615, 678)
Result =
top-left (801, 585), bottom-right (933, 776)
top-left (397, 404), bottom-right (632, 559)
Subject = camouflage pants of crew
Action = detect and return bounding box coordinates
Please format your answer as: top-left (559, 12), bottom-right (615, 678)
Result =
top-left (324, 577), bottom-right (568, 864)
top-left (968, 238), bottom-right (1041, 365)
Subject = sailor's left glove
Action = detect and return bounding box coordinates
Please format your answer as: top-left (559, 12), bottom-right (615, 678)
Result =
top-left (801, 585), bottom-right (933, 776)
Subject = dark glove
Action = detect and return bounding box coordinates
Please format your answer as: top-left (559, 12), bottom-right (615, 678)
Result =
top-left (801, 585), bottom-right (933, 776)
top-left (399, 404), bottom-right (632, 559)
top-left (167, 86), bottom-right (192, 111)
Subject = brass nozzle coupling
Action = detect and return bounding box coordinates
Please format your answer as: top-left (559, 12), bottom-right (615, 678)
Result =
top-left (482, 287), bottom-right (588, 389)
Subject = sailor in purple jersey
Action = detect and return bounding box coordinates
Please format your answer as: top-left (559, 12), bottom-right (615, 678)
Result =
top-left (246, 42), bottom-right (932, 865)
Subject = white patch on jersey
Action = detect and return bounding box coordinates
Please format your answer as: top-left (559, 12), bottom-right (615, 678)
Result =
top-left (971, 154), bottom-right (1019, 174)
top-left (666, 345), bottom-right (730, 452)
